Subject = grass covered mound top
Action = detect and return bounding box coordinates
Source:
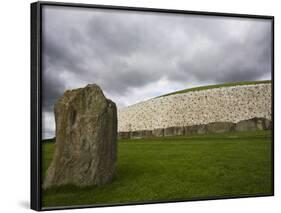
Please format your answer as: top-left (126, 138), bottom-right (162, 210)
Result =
top-left (157, 80), bottom-right (271, 98)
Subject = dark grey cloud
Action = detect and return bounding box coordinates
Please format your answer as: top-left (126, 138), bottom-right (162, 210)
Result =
top-left (41, 6), bottom-right (272, 138)
top-left (176, 19), bottom-right (272, 83)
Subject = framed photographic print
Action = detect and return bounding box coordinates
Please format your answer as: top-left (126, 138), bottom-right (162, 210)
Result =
top-left (31, 1), bottom-right (274, 211)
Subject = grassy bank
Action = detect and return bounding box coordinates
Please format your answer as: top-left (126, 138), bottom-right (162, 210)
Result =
top-left (157, 80), bottom-right (271, 98)
top-left (42, 130), bottom-right (273, 208)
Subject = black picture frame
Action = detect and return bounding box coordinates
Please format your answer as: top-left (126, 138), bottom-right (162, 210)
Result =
top-left (31, 1), bottom-right (274, 211)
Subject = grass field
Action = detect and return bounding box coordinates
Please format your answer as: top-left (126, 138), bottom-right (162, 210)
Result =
top-left (42, 130), bottom-right (273, 208)
top-left (156, 80), bottom-right (271, 98)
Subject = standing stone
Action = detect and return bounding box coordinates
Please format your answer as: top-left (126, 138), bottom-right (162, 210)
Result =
top-left (43, 84), bottom-right (117, 189)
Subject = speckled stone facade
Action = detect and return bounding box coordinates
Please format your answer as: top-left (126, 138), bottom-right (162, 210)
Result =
top-left (118, 83), bottom-right (272, 132)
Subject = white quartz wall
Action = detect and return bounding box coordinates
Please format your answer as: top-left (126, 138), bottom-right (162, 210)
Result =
top-left (117, 83), bottom-right (272, 132)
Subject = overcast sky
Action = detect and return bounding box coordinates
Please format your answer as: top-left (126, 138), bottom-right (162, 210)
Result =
top-left (42, 5), bottom-right (272, 139)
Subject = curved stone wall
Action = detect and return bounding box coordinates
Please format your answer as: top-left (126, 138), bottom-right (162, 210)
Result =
top-left (117, 83), bottom-right (272, 132)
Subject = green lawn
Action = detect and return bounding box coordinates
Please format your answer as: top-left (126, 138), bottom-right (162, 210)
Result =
top-left (156, 80), bottom-right (271, 98)
top-left (42, 130), bottom-right (273, 208)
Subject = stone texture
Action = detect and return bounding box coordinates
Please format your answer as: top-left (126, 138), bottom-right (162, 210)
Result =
top-left (117, 117), bottom-right (272, 140)
top-left (141, 130), bottom-right (153, 138)
top-left (131, 131), bottom-right (142, 139)
top-left (235, 118), bottom-right (257, 132)
top-left (130, 130), bottom-right (152, 139)
top-left (235, 117), bottom-right (269, 132)
top-left (164, 127), bottom-right (175, 137)
top-left (197, 125), bottom-right (207, 134)
top-left (256, 119), bottom-right (264, 130)
top-left (173, 127), bottom-right (185, 136)
top-left (118, 132), bottom-right (131, 139)
top-left (184, 126), bottom-right (199, 136)
top-left (118, 83), bottom-right (271, 132)
top-left (206, 122), bottom-right (235, 133)
top-left (263, 119), bottom-right (272, 130)
top-left (152, 128), bottom-right (164, 137)
top-left (43, 84), bottom-right (117, 189)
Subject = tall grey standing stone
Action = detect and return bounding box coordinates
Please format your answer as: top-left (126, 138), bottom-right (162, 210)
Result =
top-left (43, 84), bottom-right (117, 189)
